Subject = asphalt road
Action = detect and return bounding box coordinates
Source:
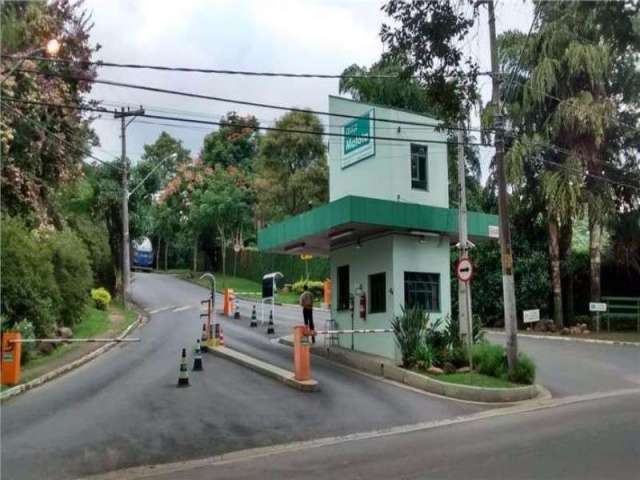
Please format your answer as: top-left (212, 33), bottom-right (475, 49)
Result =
top-left (486, 333), bottom-right (640, 397)
top-left (139, 390), bottom-right (640, 480)
top-left (1, 273), bottom-right (483, 480)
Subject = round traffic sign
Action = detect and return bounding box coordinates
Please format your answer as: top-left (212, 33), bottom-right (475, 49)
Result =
top-left (456, 257), bottom-right (474, 283)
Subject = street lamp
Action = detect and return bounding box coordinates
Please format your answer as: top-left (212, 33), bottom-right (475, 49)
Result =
top-left (45, 38), bottom-right (61, 57)
top-left (1, 37), bottom-right (61, 85)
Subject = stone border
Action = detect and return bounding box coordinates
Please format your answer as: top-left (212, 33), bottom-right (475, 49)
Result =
top-left (488, 330), bottom-right (640, 347)
top-left (279, 336), bottom-right (543, 403)
top-left (1, 313), bottom-right (144, 403)
top-left (206, 345), bottom-right (319, 392)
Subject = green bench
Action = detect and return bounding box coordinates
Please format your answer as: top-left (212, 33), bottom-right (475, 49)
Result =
top-left (601, 296), bottom-right (640, 332)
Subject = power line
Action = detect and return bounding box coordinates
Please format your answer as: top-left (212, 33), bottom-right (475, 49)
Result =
top-left (7, 97), bottom-right (637, 190)
top-left (4, 54), bottom-right (495, 78)
top-left (14, 68), bottom-right (487, 133)
top-left (2, 96), bottom-right (487, 146)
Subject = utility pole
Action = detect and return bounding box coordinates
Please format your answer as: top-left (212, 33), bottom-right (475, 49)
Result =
top-left (114, 106), bottom-right (144, 306)
top-left (457, 123), bottom-right (472, 349)
top-left (486, 0), bottom-right (518, 373)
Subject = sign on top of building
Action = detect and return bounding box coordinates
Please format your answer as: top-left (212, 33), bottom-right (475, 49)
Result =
top-left (342, 109), bottom-right (375, 169)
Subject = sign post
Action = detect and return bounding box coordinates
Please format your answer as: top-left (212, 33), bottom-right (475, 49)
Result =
top-left (455, 257), bottom-right (475, 371)
top-left (589, 302), bottom-right (607, 333)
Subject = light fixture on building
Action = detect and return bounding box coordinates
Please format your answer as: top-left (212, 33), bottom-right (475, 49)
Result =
top-left (409, 230), bottom-right (440, 238)
top-left (284, 242), bottom-right (306, 253)
top-left (328, 229), bottom-right (354, 241)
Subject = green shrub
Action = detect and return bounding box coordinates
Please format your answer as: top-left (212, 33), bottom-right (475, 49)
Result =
top-left (424, 317), bottom-right (449, 367)
top-left (11, 319), bottom-right (36, 365)
top-left (392, 306), bottom-right (428, 368)
top-left (291, 279), bottom-right (324, 298)
top-left (472, 343), bottom-right (507, 378)
top-left (46, 229), bottom-right (93, 326)
top-left (414, 342), bottom-right (432, 370)
top-left (91, 288), bottom-right (112, 310)
top-left (510, 353), bottom-right (536, 385)
top-left (1, 215), bottom-right (59, 336)
top-left (448, 345), bottom-right (470, 369)
top-left (72, 219), bottom-right (116, 293)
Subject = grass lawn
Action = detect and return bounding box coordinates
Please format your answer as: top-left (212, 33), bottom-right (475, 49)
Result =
top-left (4, 301), bottom-right (138, 389)
top-left (426, 371), bottom-right (520, 388)
top-left (174, 271), bottom-right (321, 306)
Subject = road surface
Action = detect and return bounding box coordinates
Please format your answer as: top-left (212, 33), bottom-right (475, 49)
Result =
top-left (112, 390), bottom-right (640, 480)
top-left (1, 273), bottom-right (482, 480)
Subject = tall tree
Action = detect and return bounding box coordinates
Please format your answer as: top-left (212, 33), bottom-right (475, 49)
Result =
top-left (254, 111), bottom-right (328, 223)
top-left (380, 0), bottom-right (479, 124)
top-left (506, 1), bottom-right (640, 321)
top-left (190, 167), bottom-right (253, 278)
top-left (200, 112), bottom-right (260, 170)
top-left (1, 0), bottom-right (99, 224)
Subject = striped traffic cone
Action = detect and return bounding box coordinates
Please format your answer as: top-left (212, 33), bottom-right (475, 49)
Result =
top-left (177, 348), bottom-right (190, 387)
top-left (192, 339), bottom-right (203, 371)
top-left (267, 310), bottom-right (275, 335)
top-left (218, 326), bottom-right (225, 346)
top-left (250, 305), bottom-right (258, 328)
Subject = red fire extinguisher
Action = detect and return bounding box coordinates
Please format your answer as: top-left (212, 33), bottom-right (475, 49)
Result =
top-left (359, 293), bottom-right (367, 320)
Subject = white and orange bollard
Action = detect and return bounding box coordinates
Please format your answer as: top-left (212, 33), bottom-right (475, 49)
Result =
top-left (293, 325), bottom-right (311, 382)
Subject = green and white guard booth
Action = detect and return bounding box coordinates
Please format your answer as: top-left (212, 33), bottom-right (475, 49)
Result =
top-left (258, 96), bottom-right (499, 361)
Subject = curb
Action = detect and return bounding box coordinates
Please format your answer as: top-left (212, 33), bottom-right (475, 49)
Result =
top-left (488, 330), bottom-right (640, 347)
top-left (1, 314), bottom-right (144, 403)
top-left (206, 345), bottom-right (319, 392)
top-left (278, 336), bottom-right (544, 403)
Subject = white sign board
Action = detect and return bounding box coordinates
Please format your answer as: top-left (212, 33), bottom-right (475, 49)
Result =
top-left (589, 302), bottom-right (607, 312)
top-left (523, 309), bottom-right (540, 323)
top-left (488, 225), bottom-right (499, 239)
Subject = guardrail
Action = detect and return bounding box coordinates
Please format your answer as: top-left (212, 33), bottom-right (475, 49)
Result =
top-left (601, 296), bottom-right (640, 332)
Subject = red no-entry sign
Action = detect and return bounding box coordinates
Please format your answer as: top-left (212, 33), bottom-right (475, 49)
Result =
top-left (456, 257), bottom-right (474, 283)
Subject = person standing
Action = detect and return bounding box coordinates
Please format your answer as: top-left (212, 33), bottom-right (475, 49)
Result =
top-left (299, 284), bottom-right (315, 343)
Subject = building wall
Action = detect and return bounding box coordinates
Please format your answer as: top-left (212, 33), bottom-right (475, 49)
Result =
top-left (391, 234), bottom-right (452, 327)
top-left (328, 96), bottom-right (449, 208)
top-left (330, 235), bottom-right (396, 360)
top-left (330, 233), bottom-right (451, 361)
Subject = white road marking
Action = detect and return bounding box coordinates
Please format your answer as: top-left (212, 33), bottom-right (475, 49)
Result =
top-left (172, 305), bottom-right (193, 313)
top-left (146, 305), bottom-right (177, 315)
top-left (79, 387), bottom-right (640, 480)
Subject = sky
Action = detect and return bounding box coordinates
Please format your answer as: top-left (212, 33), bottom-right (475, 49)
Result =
top-left (85, 0), bottom-right (534, 180)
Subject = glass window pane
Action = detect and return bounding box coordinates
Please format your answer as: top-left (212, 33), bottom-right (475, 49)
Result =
top-left (368, 272), bottom-right (386, 314)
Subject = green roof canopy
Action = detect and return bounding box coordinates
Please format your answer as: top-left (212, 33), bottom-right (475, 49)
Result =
top-left (258, 196), bottom-right (499, 256)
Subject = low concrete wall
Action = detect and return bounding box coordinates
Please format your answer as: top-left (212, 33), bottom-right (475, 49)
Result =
top-left (281, 338), bottom-right (541, 403)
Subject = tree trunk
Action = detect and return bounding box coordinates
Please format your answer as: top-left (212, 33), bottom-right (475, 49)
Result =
top-left (219, 228), bottom-right (227, 279)
top-left (233, 251), bottom-right (238, 277)
top-left (155, 238), bottom-right (161, 270)
top-left (192, 235), bottom-right (198, 274)
top-left (164, 241), bottom-right (168, 271)
top-left (560, 221), bottom-right (574, 325)
top-left (548, 218), bottom-right (564, 328)
top-left (589, 212), bottom-right (602, 302)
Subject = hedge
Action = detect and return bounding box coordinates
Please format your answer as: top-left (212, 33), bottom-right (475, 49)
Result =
top-left (223, 247), bottom-right (329, 284)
